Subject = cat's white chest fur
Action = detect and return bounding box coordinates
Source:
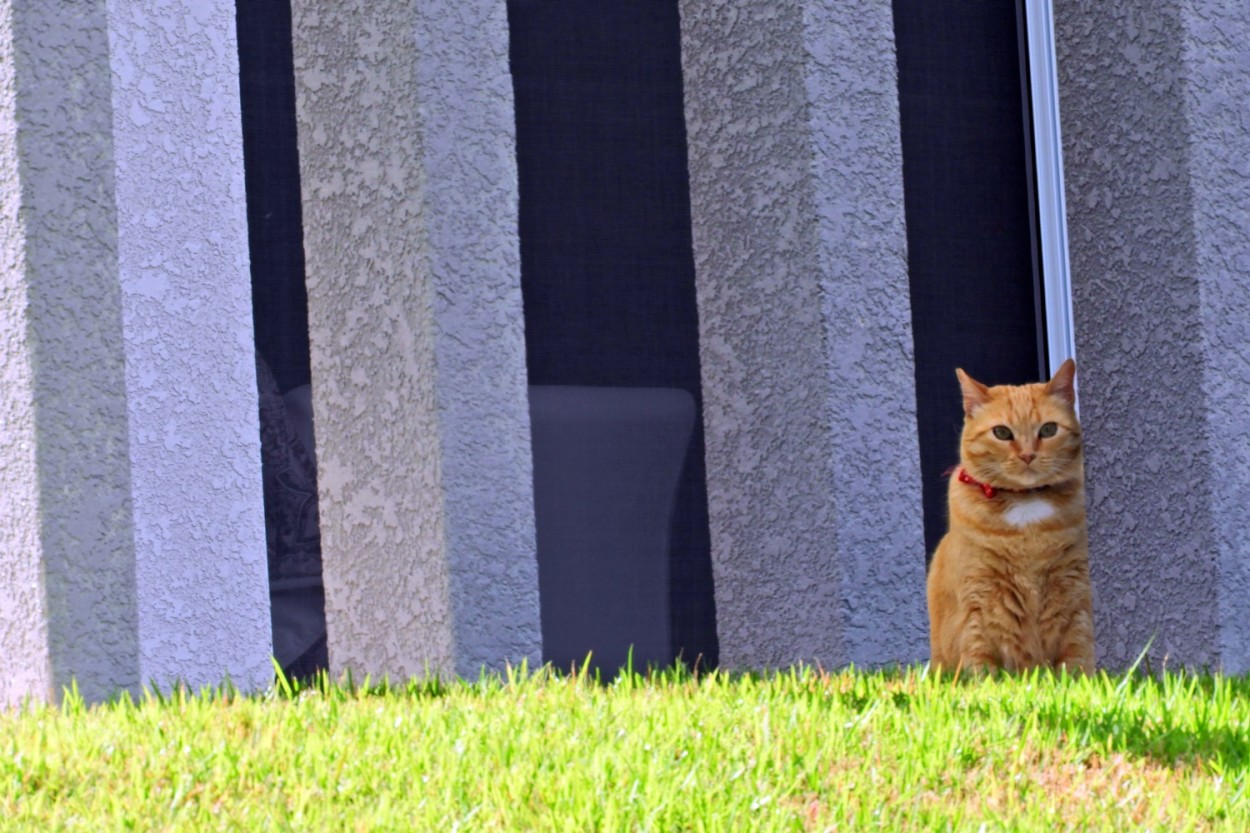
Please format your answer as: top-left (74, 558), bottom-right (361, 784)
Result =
top-left (1003, 497), bottom-right (1056, 527)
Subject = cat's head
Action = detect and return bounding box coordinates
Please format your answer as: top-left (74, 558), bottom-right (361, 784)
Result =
top-left (955, 358), bottom-right (1082, 489)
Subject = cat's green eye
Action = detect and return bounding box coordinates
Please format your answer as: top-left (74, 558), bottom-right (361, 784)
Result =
top-left (992, 425), bottom-right (1013, 441)
top-left (1039, 422), bottom-right (1058, 438)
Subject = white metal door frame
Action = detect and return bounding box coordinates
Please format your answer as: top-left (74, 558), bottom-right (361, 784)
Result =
top-left (1024, 0), bottom-right (1078, 386)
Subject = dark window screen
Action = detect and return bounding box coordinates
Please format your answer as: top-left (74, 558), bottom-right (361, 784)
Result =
top-left (237, 0), bottom-right (327, 679)
top-left (893, 0), bottom-right (1046, 559)
top-left (507, 1), bottom-right (718, 671)
top-left (236, 0), bottom-right (310, 395)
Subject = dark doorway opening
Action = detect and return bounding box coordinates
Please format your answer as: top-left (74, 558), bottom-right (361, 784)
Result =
top-left (507, 1), bottom-right (718, 673)
top-left (893, 0), bottom-right (1048, 560)
top-left (236, 0), bottom-right (327, 678)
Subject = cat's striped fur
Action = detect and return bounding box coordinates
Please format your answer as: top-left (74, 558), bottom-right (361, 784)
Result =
top-left (926, 359), bottom-right (1095, 674)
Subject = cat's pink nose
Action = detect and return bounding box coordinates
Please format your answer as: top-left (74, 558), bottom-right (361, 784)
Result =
top-left (1019, 453), bottom-right (1037, 464)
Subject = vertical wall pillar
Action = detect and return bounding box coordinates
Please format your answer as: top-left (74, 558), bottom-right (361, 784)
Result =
top-left (679, 0), bottom-right (927, 668)
top-left (108, 0), bottom-right (274, 691)
top-left (0, 0), bottom-right (272, 703)
top-left (1056, 0), bottom-right (1250, 671)
top-left (0, 1), bottom-right (133, 705)
top-left (292, 0), bottom-right (541, 679)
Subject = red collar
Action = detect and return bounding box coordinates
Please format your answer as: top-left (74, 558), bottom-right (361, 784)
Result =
top-left (955, 468), bottom-right (1046, 499)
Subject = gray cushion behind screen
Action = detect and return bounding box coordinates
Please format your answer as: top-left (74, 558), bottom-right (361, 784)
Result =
top-left (529, 385), bottom-right (695, 675)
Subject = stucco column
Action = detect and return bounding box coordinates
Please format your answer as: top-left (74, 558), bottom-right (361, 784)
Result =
top-left (678, 0), bottom-right (927, 668)
top-left (292, 0), bottom-right (542, 679)
top-left (1056, 0), bottom-right (1250, 671)
top-left (0, 1), bottom-right (272, 703)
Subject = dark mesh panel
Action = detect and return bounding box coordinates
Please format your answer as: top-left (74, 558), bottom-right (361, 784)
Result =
top-left (508, 1), bottom-right (718, 671)
top-left (893, 0), bottom-right (1046, 560)
top-left (237, 0), bottom-right (326, 678)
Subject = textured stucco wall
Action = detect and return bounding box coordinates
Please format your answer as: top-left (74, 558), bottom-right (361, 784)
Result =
top-left (0, 0), bottom-right (272, 702)
top-left (1056, 0), bottom-right (1250, 670)
top-left (293, 0), bottom-right (541, 679)
top-left (1183, 4), bottom-right (1250, 673)
top-left (0, 4), bottom-right (51, 704)
top-left (679, 0), bottom-right (927, 668)
top-left (413, 3), bottom-right (542, 674)
top-left (106, 0), bottom-right (273, 688)
top-left (1, 1), bottom-right (139, 704)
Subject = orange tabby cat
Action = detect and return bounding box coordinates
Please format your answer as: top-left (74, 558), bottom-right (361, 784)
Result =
top-left (927, 358), bottom-right (1094, 674)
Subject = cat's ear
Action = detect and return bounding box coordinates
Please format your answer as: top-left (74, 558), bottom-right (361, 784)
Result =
top-left (1046, 358), bottom-right (1077, 407)
top-left (955, 368), bottom-right (991, 417)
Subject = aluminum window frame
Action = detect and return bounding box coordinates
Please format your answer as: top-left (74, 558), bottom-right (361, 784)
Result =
top-left (1024, 0), bottom-right (1078, 393)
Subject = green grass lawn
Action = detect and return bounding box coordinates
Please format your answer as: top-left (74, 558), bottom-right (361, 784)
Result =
top-left (2, 662), bottom-right (1248, 831)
